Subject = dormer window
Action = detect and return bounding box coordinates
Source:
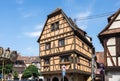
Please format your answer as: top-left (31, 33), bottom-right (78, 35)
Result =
top-left (51, 21), bottom-right (59, 31)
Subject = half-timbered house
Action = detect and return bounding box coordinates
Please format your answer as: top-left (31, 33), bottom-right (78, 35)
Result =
top-left (98, 8), bottom-right (120, 81)
top-left (37, 8), bottom-right (94, 81)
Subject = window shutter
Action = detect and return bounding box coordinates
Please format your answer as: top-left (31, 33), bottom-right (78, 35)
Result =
top-left (116, 37), bottom-right (120, 56)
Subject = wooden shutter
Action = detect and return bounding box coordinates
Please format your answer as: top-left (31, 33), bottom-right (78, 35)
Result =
top-left (116, 37), bottom-right (120, 56)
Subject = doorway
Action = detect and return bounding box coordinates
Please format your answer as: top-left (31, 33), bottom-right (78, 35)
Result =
top-left (52, 77), bottom-right (59, 81)
top-left (61, 76), bottom-right (68, 81)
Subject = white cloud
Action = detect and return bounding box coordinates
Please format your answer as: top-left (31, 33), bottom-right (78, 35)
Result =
top-left (16, 0), bottom-right (24, 4)
top-left (76, 11), bottom-right (91, 19)
top-left (35, 24), bottom-right (43, 30)
top-left (24, 23), bottom-right (43, 38)
top-left (25, 46), bottom-right (39, 56)
top-left (24, 31), bottom-right (41, 38)
top-left (23, 13), bottom-right (33, 18)
top-left (75, 11), bottom-right (91, 30)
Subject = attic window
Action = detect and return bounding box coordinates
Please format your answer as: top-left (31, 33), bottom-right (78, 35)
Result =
top-left (51, 21), bottom-right (59, 31)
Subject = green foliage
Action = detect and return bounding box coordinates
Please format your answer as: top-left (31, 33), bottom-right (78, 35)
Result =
top-left (5, 64), bottom-right (13, 74)
top-left (0, 63), bottom-right (13, 74)
top-left (22, 69), bottom-right (32, 78)
top-left (22, 65), bottom-right (40, 79)
top-left (13, 71), bottom-right (18, 79)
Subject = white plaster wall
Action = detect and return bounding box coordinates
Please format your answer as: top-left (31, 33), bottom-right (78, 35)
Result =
top-left (107, 38), bottom-right (115, 45)
top-left (107, 58), bottom-right (112, 66)
top-left (108, 46), bottom-right (116, 56)
top-left (109, 75), bottom-right (120, 81)
top-left (109, 21), bottom-right (120, 29)
top-left (118, 57), bottom-right (120, 66)
top-left (106, 71), bottom-right (120, 81)
top-left (107, 57), bottom-right (116, 66)
top-left (116, 14), bottom-right (120, 20)
top-left (109, 13), bottom-right (120, 29)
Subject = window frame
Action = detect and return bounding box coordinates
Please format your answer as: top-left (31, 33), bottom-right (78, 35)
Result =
top-left (44, 58), bottom-right (50, 64)
top-left (59, 38), bottom-right (65, 47)
top-left (45, 42), bottom-right (51, 50)
top-left (60, 55), bottom-right (70, 62)
top-left (51, 21), bottom-right (59, 31)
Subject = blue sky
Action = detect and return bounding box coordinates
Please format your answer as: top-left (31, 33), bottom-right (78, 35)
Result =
top-left (0, 0), bottom-right (120, 56)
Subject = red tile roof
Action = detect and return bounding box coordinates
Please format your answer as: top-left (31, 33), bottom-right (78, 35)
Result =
top-left (96, 52), bottom-right (104, 64)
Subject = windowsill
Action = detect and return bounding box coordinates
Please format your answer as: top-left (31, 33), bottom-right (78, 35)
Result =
top-left (59, 45), bottom-right (65, 47)
top-left (44, 64), bottom-right (50, 67)
top-left (45, 49), bottom-right (50, 50)
top-left (51, 29), bottom-right (59, 32)
top-left (60, 61), bottom-right (71, 65)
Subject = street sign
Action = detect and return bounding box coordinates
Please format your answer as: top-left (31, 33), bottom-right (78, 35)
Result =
top-left (62, 65), bottom-right (66, 71)
top-left (62, 65), bottom-right (66, 76)
top-left (62, 71), bottom-right (66, 76)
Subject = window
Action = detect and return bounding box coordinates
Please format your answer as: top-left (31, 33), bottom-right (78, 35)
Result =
top-left (45, 42), bottom-right (50, 50)
top-left (59, 38), bottom-right (65, 47)
top-left (87, 47), bottom-right (89, 52)
top-left (82, 43), bottom-right (84, 48)
top-left (51, 21), bottom-right (59, 31)
top-left (44, 58), bottom-right (50, 64)
top-left (60, 55), bottom-right (70, 62)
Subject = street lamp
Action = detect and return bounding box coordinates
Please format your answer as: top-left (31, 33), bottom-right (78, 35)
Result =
top-left (91, 47), bottom-right (97, 81)
top-left (0, 47), bottom-right (18, 81)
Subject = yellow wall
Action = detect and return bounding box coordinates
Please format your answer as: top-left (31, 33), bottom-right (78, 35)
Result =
top-left (75, 36), bottom-right (92, 58)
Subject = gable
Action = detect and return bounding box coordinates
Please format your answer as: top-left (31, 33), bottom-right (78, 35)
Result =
top-left (37, 9), bottom-right (73, 43)
top-left (37, 8), bottom-right (92, 47)
top-left (109, 13), bottom-right (120, 29)
top-left (98, 9), bottom-right (120, 36)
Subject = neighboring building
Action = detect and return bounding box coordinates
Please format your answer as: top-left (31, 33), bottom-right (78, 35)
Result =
top-left (13, 54), bottom-right (40, 80)
top-left (37, 8), bottom-right (94, 81)
top-left (98, 8), bottom-right (120, 81)
top-left (96, 52), bottom-right (104, 64)
top-left (32, 57), bottom-right (41, 72)
top-left (95, 52), bottom-right (105, 81)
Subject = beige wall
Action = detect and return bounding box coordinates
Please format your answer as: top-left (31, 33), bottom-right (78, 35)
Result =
top-left (75, 36), bottom-right (92, 58)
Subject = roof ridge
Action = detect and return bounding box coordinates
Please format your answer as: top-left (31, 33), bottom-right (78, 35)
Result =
top-left (98, 8), bottom-right (120, 36)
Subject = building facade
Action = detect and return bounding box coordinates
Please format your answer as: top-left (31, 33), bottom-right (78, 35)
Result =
top-left (98, 9), bottom-right (120, 81)
top-left (37, 8), bottom-right (94, 81)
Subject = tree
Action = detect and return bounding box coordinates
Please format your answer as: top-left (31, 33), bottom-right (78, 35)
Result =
top-left (13, 71), bottom-right (18, 79)
top-left (5, 63), bottom-right (13, 74)
top-left (0, 63), bottom-right (13, 74)
top-left (22, 65), bottom-right (40, 79)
